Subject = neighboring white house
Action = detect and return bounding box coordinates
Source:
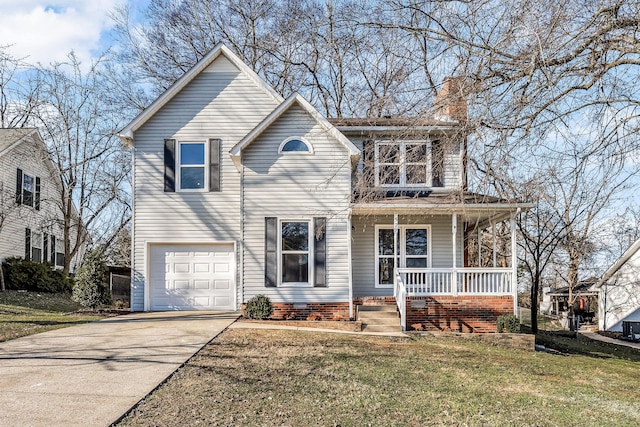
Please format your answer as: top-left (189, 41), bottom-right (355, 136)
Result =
top-left (596, 238), bottom-right (640, 332)
top-left (119, 43), bottom-right (531, 332)
top-left (0, 129), bottom-right (73, 270)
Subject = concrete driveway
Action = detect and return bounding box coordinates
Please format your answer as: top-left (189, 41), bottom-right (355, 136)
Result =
top-left (0, 311), bottom-right (239, 427)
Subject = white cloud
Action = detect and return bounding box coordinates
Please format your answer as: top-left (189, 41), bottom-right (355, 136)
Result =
top-left (0, 1), bottom-right (126, 66)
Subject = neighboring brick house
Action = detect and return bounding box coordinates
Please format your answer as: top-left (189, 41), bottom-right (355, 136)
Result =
top-left (120, 44), bottom-right (530, 332)
top-left (0, 128), bottom-right (80, 271)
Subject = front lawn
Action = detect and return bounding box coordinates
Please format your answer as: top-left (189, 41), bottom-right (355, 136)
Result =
top-left (118, 329), bottom-right (640, 426)
top-left (0, 291), bottom-right (107, 342)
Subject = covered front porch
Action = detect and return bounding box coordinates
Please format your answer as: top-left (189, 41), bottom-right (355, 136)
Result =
top-left (350, 194), bottom-right (528, 332)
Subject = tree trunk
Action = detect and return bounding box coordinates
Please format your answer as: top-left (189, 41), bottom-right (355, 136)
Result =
top-left (0, 262), bottom-right (5, 292)
top-left (530, 275), bottom-right (539, 334)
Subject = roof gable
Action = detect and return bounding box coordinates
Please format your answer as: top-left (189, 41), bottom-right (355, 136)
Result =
top-left (119, 43), bottom-right (284, 142)
top-left (0, 128), bottom-right (40, 158)
top-left (229, 93), bottom-right (360, 170)
top-left (597, 238), bottom-right (640, 287)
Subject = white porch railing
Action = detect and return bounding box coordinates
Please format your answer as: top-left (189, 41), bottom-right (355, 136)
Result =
top-left (394, 269), bottom-right (407, 331)
top-left (398, 267), bottom-right (514, 296)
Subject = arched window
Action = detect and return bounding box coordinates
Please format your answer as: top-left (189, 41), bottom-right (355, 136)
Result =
top-left (279, 137), bottom-right (313, 154)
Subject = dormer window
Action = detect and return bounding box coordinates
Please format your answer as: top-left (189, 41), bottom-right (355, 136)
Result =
top-left (279, 137), bottom-right (313, 154)
top-left (374, 140), bottom-right (442, 188)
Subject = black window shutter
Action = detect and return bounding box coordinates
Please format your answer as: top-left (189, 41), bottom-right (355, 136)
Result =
top-left (362, 140), bottom-right (375, 189)
top-left (43, 233), bottom-right (49, 262)
top-left (50, 236), bottom-right (56, 264)
top-left (431, 140), bottom-right (444, 187)
top-left (265, 217), bottom-right (277, 287)
top-left (35, 177), bottom-right (41, 210)
top-left (164, 139), bottom-right (176, 192)
top-left (314, 217), bottom-right (327, 287)
top-left (25, 228), bottom-right (31, 260)
top-left (209, 138), bottom-right (221, 192)
top-left (16, 168), bottom-right (23, 205)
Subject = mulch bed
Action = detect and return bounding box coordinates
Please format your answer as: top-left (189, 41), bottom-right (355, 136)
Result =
top-left (238, 317), bottom-right (363, 331)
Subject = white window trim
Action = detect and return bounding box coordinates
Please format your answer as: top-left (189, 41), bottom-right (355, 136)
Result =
top-left (374, 224), bottom-right (432, 288)
top-left (278, 136), bottom-right (314, 154)
top-left (21, 171), bottom-right (36, 207)
top-left (374, 140), bottom-right (432, 188)
top-left (278, 218), bottom-right (314, 287)
top-left (176, 141), bottom-right (209, 192)
top-left (31, 231), bottom-right (43, 263)
top-left (54, 236), bottom-right (64, 268)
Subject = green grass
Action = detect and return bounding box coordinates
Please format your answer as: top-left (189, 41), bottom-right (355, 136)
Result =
top-left (0, 291), bottom-right (106, 342)
top-left (118, 329), bottom-right (640, 426)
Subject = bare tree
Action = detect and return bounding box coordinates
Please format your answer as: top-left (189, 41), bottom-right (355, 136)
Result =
top-left (30, 53), bottom-right (131, 274)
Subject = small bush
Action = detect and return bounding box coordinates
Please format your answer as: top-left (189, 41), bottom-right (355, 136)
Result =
top-left (2, 257), bottom-right (73, 293)
top-left (497, 314), bottom-right (520, 333)
top-left (72, 249), bottom-right (111, 309)
top-left (307, 313), bottom-right (322, 321)
top-left (244, 294), bottom-right (273, 320)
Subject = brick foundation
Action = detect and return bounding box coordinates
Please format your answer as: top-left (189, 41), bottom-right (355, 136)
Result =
top-left (352, 296), bottom-right (396, 308)
top-left (264, 302), bottom-right (351, 321)
top-left (406, 295), bottom-right (514, 333)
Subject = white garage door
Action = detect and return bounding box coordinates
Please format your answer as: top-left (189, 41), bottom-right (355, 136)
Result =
top-left (149, 244), bottom-right (235, 310)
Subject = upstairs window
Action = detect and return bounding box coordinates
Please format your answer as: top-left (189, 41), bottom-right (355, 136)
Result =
top-left (279, 137), bottom-right (313, 154)
top-left (16, 169), bottom-right (41, 209)
top-left (374, 140), bottom-right (441, 188)
top-left (178, 142), bottom-right (207, 190)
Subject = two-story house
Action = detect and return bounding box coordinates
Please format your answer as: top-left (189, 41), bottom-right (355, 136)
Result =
top-left (0, 129), bottom-right (69, 269)
top-left (120, 44), bottom-right (529, 332)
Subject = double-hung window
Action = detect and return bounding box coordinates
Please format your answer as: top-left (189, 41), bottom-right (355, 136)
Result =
top-left (375, 141), bottom-right (432, 187)
top-left (178, 142), bottom-right (207, 190)
top-left (17, 169), bottom-right (40, 208)
top-left (280, 220), bottom-right (311, 285)
top-left (31, 232), bottom-right (43, 262)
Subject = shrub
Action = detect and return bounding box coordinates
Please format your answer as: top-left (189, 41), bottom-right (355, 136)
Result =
top-left (1, 257), bottom-right (73, 293)
top-left (497, 314), bottom-right (521, 333)
top-left (244, 294), bottom-right (273, 320)
top-left (72, 249), bottom-right (111, 309)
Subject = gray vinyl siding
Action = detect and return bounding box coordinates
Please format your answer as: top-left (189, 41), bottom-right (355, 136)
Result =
top-left (242, 104), bottom-right (352, 303)
top-left (0, 136), bottom-right (79, 269)
top-left (131, 55), bottom-right (280, 311)
top-left (351, 214), bottom-right (464, 297)
top-left (349, 136), bottom-right (462, 190)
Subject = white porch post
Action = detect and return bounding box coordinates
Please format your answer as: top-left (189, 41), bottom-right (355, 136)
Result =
top-left (477, 226), bottom-right (481, 267)
top-left (452, 213), bottom-right (458, 296)
top-left (510, 214), bottom-right (518, 315)
top-left (492, 223), bottom-right (497, 267)
top-left (347, 212), bottom-right (353, 319)
top-left (393, 213), bottom-right (399, 276)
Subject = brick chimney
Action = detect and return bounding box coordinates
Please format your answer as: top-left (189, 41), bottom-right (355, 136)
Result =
top-left (434, 77), bottom-right (467, 123)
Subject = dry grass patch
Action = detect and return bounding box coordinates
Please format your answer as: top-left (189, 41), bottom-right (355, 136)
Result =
top-left (0, 291), bottom-right (106, 342)
top-left (118, 329), bottom-right (640, 426)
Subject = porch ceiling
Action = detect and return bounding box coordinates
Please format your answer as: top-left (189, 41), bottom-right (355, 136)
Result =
top-left (351, 192), bottom-right (532, 225)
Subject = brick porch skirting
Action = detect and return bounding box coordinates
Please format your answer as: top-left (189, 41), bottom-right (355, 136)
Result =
top-left (267, 302), bottom-right (351, 321)
top-left (406, 295), bottom-right (514, 333)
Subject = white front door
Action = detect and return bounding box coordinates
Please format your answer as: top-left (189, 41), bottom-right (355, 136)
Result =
top-left (376, 225), bottom-right (430, 288)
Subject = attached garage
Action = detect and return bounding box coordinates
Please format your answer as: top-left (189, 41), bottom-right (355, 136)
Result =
top-left (148, 243), bottom-right (235, 310)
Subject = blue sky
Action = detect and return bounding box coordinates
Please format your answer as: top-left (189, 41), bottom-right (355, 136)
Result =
top-left (0, 1), bottom-right (148, 66)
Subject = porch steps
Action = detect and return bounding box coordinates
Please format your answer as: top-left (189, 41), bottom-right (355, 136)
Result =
top-left (358, 305), bottom-right (402, 333)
